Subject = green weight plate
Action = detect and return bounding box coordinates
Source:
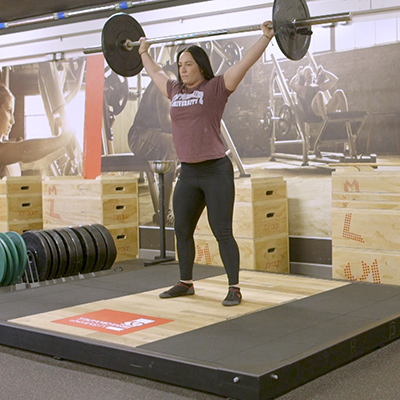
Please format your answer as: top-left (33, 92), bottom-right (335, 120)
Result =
top-left (6, 231), bottom-right (28, 284)
top-left (0, 240), bottom-right (7, 285)
top-left (0, 232), bottom-right (19, 286)
top-left (0, 237), bottom-right (14, 286)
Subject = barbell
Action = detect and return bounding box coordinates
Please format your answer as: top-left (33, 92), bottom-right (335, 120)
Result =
top-left (83, 0), bottom-right (352, 77)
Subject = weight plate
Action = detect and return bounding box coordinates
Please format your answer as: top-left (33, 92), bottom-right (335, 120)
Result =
top-left (90, 224), bottom-right (117, 270)
top-left (0, 232), bottom-right (19, 286)
top-left (5, 231), bottom-right (28, 284)
top-left (273, 0), bottom-right (311, 61)
top-left (38, 231), bottom-right (60, 280)
top-left (0, 239), bottom-right (8, 285)
top-left (262, 107), bottom-right (274, 136)
top-left (46, 230), bottom-right (69, 279)
top-left (70, 226), bottom-right (97, 274)
top-left (223, 41), bottom-right (242, 66)
top-left (57, 228), bottom-right (84, 276)
top-left (0, 237), bottom-right (13, 286)
top-left (104, 70), bottom-right (129, 116)
top-left (81, 225), bottom-right (108, 272)
top-left (278, 103), bottom-right (293, 135)
top-left (102, 13), bottom-right (145, 77)
top-left (22, 231), bottom-right (52, 281)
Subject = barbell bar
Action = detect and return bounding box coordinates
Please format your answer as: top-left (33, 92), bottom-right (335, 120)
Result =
top-left (83, 0), bottom-right (353, 77)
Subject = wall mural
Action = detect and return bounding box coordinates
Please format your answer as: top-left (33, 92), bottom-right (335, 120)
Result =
top-left (0, 59), bottom-right (85, 178)
top-left (1, 33), bottom-right (400, 229)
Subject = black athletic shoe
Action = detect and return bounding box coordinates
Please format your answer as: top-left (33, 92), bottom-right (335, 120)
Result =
top-left (222, 287), bottom-right (242, 306)
top-left (159, 282), bottom-right (195, 298)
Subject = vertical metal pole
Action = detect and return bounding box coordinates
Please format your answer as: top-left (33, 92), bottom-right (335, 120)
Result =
top-left (158, 172), bottom-right (166, 259)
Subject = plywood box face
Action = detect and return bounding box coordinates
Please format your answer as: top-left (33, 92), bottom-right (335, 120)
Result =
top-left (192, 234), bottom-right (289, 273)
top-left (0, 220), bottom-right (43, 234)
top-left (0, 176), bottom-right (42, 196)
top-left (107, 224), bottom-right (139, 262)
top-left (332, 169), bottom-right (400, 195)
top-left (235, 176), bottom-right (287, 203)
top-left (332, 208), bottom-right (400, 252)
top-left (0, 177), bottom-right (43, 230)
top-left (42, 176), bottom-right (138, 229)
top-left (332, 247), bottom-right (400, 285)
top-left (332, 168), bottom-right (400, 210)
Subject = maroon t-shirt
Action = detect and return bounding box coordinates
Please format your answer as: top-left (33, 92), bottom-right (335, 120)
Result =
top-left (167, 75), bottom-right (232, 163)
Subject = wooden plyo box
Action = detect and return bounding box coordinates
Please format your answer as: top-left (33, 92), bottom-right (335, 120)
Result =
top-left (193, 234), bottom-right (289, 273)
top-left (108, 224), bottom-right (139, 262)
top-left (192, 176), bottom-right (289, 273)
top-left (0, 176), bottom-right (43, 234)
top-left (332, 166), bottom-right (400, 285)
top-left (332, 247), bottom-right (400, 285)
top-left (42, 175), bottom-right (139, 261)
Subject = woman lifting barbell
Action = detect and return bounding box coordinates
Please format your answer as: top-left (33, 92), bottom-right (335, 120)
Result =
top-left (138, 21), bottom-right (274, 306)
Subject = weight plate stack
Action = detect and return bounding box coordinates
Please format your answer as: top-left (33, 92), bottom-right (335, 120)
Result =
top-left (16, 224), bottom-right (118, 283)
top-left (0, 232), bottom-right (19, 286)
top-left (5, 231), bottom-right (28, 284)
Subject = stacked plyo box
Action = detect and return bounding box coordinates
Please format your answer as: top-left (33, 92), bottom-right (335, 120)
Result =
top-left (332, 167), bottom-right (400, 285)
top-left (0, 176), bottom-right (43, 234)
top-left (193, 176), bottom-right (289, 273)
top-left (42, 175), bottom-right (138, 262)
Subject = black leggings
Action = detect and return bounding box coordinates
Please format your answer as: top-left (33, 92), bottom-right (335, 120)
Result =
top-left (173, 156), bottom-right (240, 286)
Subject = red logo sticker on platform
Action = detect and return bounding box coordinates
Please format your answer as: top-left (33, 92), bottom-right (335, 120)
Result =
top-left (53, 309), bottom-right (173, 336)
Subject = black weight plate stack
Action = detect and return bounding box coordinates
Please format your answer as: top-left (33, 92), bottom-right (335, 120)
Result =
top-left (81, 225), bottom-right (108, 272)
top-left (273, 0), bottom-right (311, 61)
top-left (21, 231), bottom-right (53, 281)
top-left (91, 224), bottom-right (117, 270)
top-left (70, 226), bottom-right (97, 274)
top-left (46, 230), bottom-right (69, 279)
top-left (102, 13), bottom-right (145, 77)
top-left (38, 230), bottom-right (60, 280)
top-left (53, 228), bottom-right (79, 277)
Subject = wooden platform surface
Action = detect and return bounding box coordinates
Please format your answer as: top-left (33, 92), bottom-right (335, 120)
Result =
top-left (9, 271), bottom-right (347, 348)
